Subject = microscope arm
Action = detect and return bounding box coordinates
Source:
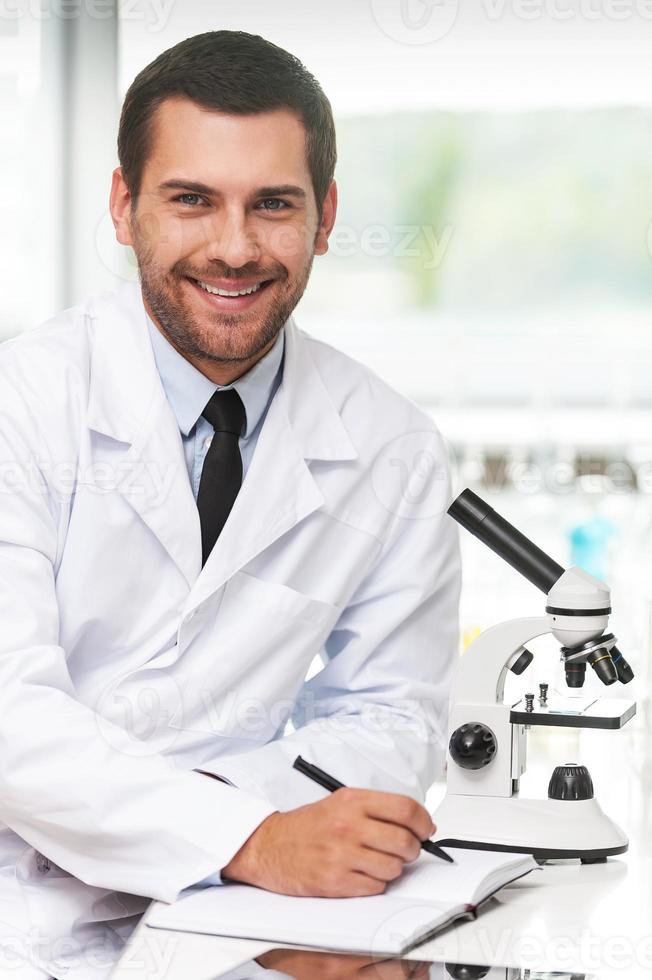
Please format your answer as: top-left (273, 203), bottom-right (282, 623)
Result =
top-left (451, 616), bottom-right (549, 705)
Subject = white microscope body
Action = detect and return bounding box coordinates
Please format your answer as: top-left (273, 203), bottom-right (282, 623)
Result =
top-left (432, 491), bottom-right (635, 863)
top-left (434, 967), bottom-right (589, 980)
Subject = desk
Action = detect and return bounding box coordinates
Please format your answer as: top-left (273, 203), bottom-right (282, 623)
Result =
top-left (110, 725), bottom-right (651, 980)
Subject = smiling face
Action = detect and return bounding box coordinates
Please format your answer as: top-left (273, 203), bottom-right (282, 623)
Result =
top-left (111, 96), bottom-right (337, 383)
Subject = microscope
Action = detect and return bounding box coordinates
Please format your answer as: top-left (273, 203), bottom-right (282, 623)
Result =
top-left (439, 967), bottom-right (593, 980)
top-left (432, 489), bottom-right (635, 863)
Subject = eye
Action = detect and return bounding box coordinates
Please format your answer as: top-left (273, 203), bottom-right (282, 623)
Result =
top-left (258, 198), bottom-right (290, 212)
top-left (174, 193), bottom-right (206, 207)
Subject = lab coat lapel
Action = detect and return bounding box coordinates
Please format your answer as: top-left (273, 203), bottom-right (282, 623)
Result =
top-left (118, 394), bottom-right (202, 587)
top-left (85, 280), bottom-right (201, 587)
top-left (184, 316), bottom-right (359, 614)
top-left (86, 280), bottom-right (359, 609)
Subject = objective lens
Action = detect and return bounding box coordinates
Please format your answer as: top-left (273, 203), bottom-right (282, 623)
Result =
top-left (610, 646), bottom-right (634, 684)
top-left (564, 661), bottom-right (586, 688)
top-left (587, 648), bottom-right (617, 686)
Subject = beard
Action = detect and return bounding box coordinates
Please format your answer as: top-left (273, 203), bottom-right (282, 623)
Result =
top-left (131, 233), bottom-right (316, 365)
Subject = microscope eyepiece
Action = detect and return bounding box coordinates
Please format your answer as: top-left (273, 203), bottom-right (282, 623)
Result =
top-left (448, 489), bottom-right (565, 594)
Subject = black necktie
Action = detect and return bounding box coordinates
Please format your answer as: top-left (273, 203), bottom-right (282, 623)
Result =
top-left (196, 388), bottom-right (246, 566)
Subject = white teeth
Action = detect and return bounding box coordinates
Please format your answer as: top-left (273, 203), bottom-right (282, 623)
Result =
top-left (196, 279), bottom-right (264, 297)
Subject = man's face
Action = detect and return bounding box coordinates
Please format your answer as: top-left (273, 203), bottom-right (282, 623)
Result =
top-left (111, 97), bottom-right (336, 371)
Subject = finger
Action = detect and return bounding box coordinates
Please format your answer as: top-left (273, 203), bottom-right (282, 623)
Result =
top-left (360, 958), bottom-right (431, 979)
top-left (342, 870), bottom-right (387, 897)
top-left (352, 845), bottom-right (406, 883)
top-left (358, 791), bottom-right (435, 842)
top-left (406, 962), bottom-right (431, 979)
top-left (363, 819), bottom-right (421, 863)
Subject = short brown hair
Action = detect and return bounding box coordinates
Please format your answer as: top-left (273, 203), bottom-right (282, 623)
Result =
top-left (117, 30), bottom-right (337, 220)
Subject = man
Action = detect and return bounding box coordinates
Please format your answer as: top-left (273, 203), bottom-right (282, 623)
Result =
top-left (0, 31), bottom-right (460, 979)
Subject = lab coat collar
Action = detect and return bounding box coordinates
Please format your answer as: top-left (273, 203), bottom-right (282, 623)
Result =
top-left (86, 278), bottom-right (357, 464)
top-left (85, 278), bottom-right (358, 597)
top-left (144, 311), bottom-right (285, 441)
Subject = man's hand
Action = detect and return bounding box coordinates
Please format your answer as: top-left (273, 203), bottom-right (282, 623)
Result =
top-left (221, 787), bottom-right (436, 897)
top-left (256, 948), bottom-right (431, 978)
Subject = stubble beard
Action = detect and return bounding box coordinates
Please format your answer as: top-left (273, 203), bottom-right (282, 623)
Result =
top-left (134, 245), bottom-right (316, 365)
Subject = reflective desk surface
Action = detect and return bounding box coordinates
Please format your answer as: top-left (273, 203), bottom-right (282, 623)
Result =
top-left (110, 720), bottom-right (652, 980)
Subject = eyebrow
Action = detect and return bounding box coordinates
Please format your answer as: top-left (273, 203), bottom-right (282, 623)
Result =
top-left (158, 179), bottom-right (307, 200)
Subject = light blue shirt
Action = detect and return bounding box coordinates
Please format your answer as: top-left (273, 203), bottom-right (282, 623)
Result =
top-left (145, 313), bottom-right (285, 886)
top-left (145, 315), bottom-right (285, 500)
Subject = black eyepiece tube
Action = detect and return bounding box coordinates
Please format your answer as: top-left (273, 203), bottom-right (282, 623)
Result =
top-left (448, 489), bottom-right (565, 594)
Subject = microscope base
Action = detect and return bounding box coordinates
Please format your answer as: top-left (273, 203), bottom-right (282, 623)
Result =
top-left (431, 793), bottom-right (628, 861)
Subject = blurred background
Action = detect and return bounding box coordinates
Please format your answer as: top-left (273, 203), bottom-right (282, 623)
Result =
top-left (2, 1), bottom-right (650, 841)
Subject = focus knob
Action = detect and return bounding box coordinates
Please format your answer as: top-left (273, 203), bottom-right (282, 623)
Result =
top-left (449, 723), bottom-right (497, 770)
top-left (445, 965), bottom-right (490, 979)
top-left (548, 763), bottom-right (594, 801)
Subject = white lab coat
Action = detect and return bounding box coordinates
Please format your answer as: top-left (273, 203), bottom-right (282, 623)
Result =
top-left (0, 280), bottom-right (460, 979)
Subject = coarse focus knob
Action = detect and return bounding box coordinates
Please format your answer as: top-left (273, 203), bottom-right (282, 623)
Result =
top-left (449, 723), bottom-right (497, 770)
top-left (509, 648), bottom-right (534, 675)
top-left (445, 965), bottom-right (490, 979)
top-left (548, 763), bottom-right (594, 801)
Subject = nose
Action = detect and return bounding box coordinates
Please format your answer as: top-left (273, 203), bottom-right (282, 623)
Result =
top-left (202, 205), bottom-right (260, 269)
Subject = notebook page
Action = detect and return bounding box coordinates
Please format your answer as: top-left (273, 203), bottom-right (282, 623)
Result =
top-left (147, 885), bottom-right (448, 955)
top-left (385, 847), bottom-right (537, 907)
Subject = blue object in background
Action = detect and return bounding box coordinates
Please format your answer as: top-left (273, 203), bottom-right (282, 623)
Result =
top-left (569, 515), bottom-right (616, 581)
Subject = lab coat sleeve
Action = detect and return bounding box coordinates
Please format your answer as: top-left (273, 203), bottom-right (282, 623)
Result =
top-left (208, 432), bottom-right (461, 812)
top-left (190, 771), bottom-right (234, 886)
top-left (194, 869), bottom-right (224, 886)
top-left (0, 391), bottom-right (275, 903)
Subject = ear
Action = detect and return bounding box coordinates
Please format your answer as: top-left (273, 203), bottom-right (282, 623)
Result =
top-left (314, 180), bottom-right (338, 256)
top-left (109, 167), bottom-right (135, 247)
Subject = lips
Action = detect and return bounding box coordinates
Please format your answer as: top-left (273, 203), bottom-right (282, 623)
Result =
top-left (185, 275), bottom-right (274, 311)
top-left (188, 276), bottom-right (273, 293)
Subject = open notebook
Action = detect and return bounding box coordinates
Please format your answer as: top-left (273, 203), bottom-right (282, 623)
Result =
top-left (147, 848), bottom-right (538, 955)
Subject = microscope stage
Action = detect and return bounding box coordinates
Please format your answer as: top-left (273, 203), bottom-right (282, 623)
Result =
top-left (510, 695), bottom-right (636, 729)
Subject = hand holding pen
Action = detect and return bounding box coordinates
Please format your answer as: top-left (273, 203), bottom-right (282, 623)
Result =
top-left (222, 756), bottom-right (454, 896)
top-left (293, 755), bottom-right (454, 864)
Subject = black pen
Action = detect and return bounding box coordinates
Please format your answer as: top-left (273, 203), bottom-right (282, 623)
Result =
top-left (293, 755), bottom-right (455, 864)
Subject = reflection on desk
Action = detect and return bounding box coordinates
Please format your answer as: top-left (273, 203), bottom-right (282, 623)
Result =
top-left (215, 948), bottom-right (596, 979)
top-left (110, 726), bottom-right (651, 980)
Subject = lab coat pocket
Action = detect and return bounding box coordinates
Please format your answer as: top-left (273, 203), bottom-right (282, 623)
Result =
top-left (167, 571), bottom-right (342, 745)
top-left (227, 569), bottom-right (339, 627)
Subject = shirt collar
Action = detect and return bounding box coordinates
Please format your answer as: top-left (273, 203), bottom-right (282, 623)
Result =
top-left (145, 314), bottom-right (285, 438)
